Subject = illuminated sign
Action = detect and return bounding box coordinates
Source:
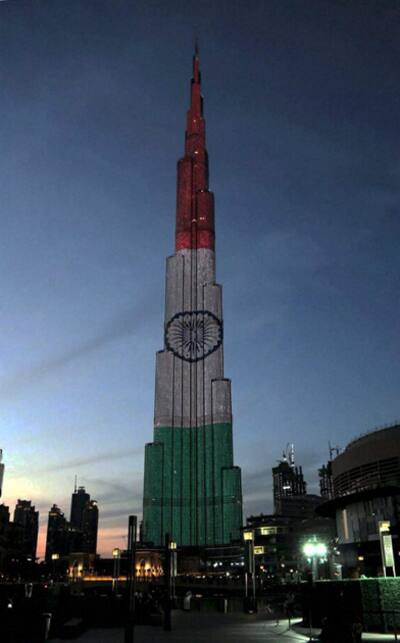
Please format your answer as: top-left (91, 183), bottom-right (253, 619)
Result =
top-left (383, 534), bottom-right (395, 569)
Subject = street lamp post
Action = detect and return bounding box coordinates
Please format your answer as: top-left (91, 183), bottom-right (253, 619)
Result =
top-left (169, 540), bottom-right (177, 604)
top-left (243, 529), bottom-right (256, 612)
top-left (303, 537), bottom-right (328, 641)
top-left (163, 534), bottom-right (177, 631)
top-left (51, 553), bottom-right (59, 580)
top-left (112, 548), bottom-right (121, 593)
top-left (124, 515), bottom-right (137, 643)
top-left (303, 537), bottom-right (327, 583)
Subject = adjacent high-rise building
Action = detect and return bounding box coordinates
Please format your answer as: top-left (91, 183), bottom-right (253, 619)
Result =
top-left (70, 485), bottom-right (90, 531)
top-left (13, 499), bottom-right (39, 559)
top-left (272, 446), bottom-right (307, 515)
top-left (45, 504), bottom-right (70, 563)
top-left (82, 499), bottom-right (98, 554)
top-left (142, 49), bottom-right (243, 547)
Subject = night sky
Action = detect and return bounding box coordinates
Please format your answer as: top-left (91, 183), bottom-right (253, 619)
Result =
top-left (1, 0), bottom-right (399, 558)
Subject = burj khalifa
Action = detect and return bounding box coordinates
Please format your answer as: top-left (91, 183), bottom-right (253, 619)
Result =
top-left (142, 49), bottom-right (243, 547)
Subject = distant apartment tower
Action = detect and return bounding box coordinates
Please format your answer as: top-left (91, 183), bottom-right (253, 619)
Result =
top-left (0, 503), bottom-right (10, 530)
top-left (45, 504), bottom-right (70, 563)
top-left (70, 485), bottom-right (90, 530)
top-left (82, 500), bottom-right (99, 554)
top-left (13, 499), bottom-right (39, 559)
top-left (0, 450), bottom-right (4, 497)
top-left (272, 445), bottom-right (306, 514)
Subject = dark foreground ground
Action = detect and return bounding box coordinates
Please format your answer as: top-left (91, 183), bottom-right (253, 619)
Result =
top-left (54, 613), bottom-right (307, 642)
top-left (51, 612), bottom-right (399, 642)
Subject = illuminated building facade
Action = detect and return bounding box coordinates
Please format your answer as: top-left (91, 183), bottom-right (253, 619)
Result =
top-left (319, 423), bottom-right (400, 577)
top-left (142, 49), bottom-right (243, 547)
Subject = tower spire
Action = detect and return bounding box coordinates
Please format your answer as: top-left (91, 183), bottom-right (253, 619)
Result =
top-left (192, 41), bottom-right (200, 86)
top-left (175, 49), bottom-right (215, 251)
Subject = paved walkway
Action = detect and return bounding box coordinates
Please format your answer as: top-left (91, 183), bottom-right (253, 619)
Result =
top-left (52, 612), bottom-right (400, 642)
top-left (53, 613), bottom-right (309, 642)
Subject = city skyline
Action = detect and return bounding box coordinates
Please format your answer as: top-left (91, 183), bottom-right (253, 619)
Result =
top-left (1, 0), bottom-right (399, 558)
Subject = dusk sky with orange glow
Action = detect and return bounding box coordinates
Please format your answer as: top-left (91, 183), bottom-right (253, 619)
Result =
top-left (1, 0), bottom-right (399, 559)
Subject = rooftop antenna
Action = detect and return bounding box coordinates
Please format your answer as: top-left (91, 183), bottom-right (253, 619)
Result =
top-left (328, 441), bottom-right (340, 460)
top-left (74, 475), bottom-right (77, 493)
top-left (289, 443), bottom-right (295, 468)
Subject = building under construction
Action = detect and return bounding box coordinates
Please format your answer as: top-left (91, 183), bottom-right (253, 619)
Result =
top-left (272, 445), bottom-right (307, 514)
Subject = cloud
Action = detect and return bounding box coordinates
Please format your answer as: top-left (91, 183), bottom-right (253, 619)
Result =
top-left (99, 531), bottom-right (128, 542)
top-left (100, 503), bottom-right (142, 523)
top-left (244, 496), bottom-right (273, 518)
top-left (36, 447), bottom-right (143, 474)
top-left (0, 296), bottom-right (158, 401)
top-left (242, 468), bottom-right (271, 495)
top-left (81, 477), bottom-right (142, 525)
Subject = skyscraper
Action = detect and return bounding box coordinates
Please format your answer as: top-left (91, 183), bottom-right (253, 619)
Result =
top-left (272, 446), bottom-right (307, 515)
top-left (70, 485), bottom-right (90, 531)
top-left (0, 504), bottom-right (10, 535)
top-left (68, 484), bottom-right (99, 554)
top-left (45, 504), bottom-right (70, 562)
top-left (142, 50), bottom-right (243, 547)
top-left (13, 499), bottom-right (39, 559)
top-left (82, 499), bottom-right (98, 554)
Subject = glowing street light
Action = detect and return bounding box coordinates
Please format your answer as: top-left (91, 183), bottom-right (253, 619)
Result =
top-left (303, 537), bottom-right (328, 582)
top-left (303, 541), bottom-right (327, 558)
top-left (112, 548), bottom-right (121, 592)
top-left (243, 528), bottom-right (256, 611)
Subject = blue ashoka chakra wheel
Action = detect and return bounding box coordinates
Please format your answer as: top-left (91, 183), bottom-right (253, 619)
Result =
top-left (165, 310), bottom-right (223, 362)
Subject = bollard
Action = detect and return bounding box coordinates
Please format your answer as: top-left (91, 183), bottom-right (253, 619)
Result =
top-left (308, 607), bottom-right (313, 642)
top-left (42, 613), bottom-right (52, 641)
top-left (24, 582), bottom-right (33, 599)
top-left (183, 591), bottom-right (192, 611)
